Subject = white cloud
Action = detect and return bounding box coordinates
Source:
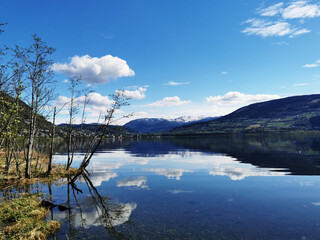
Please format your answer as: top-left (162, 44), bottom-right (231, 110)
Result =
top-left (117, 176), bottom-right (148, 188)
top-left (147, 168), bottom-right (193, 180)
top-left (144, 96), bottom-right (191, 107)
top-left (290, 28), bottom-right (311, 37)
top-left (52, 54), bottom-right (135, 84)
top-left (54, 92), bottom-right (115, 120)
top-left (81, 92), bottom-right (113, 106)
top-left (209, 167), bottom-right (286, 181)
top-left (259, 3), bottom-right (284, 16)
top-left (69, 200), bottom-right (137, 228)
top-left (221, 71), bottom-right (228, 75)
top-left (292, 83), bottom-right (309, 87)
top-left (164, 81), bottom-right (190, 86)
top-left (300, 181), bottom-right (314, 186)
top-left (90, 172), bottom-right (118, 187)
top-left (243, 1), bottom-right (320, 38)
top-left (271, 41), bottom-right (289, 45)
top-left (242, 19), bottom-right (309, 37)
top-left (63, 79), bottom-right (69, 83)
top-left (168, 190), bottom-right (193, 194)
top-left (303, 59), bottom-right (320, 68)
top-left (55, 92), bottom-right (113, 109)
top-left (282, 1), bottom-right (320, 19)
top-left (205, 92), bottom-right (280, 106)
top-left (117, 87), bottom-right (147, 100)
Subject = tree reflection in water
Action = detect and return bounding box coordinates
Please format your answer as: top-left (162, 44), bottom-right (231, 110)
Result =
top-left (52, 172), bottom-right (134, 240)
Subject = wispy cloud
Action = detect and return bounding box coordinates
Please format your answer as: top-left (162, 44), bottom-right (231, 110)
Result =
top-left (221, 71), bottom-right (228, 75)
top-left (205, 92), bottom-right (280, 106)
top-left (282, 1), bottom-right (320, 19)
top-left (271, 41), bottom-right (289, 45)
top-left (303, 59), bottom-right (320, 68)
top-left (164, 81), bottom-right (190, 86)
top-left (258, 2), bottom-right (284, 17)
top-left (242, 1), bottom-right (320, 38)
top-left (144, 96), bottom-right (191, 107)
top-left (242, 19), bottom-right (309, 37)
top-left (292, 83), bottom-right (309, 87)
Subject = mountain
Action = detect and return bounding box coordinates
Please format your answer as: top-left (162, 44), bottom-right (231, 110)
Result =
top-left (57, 123), bottom-right (135, 136)
top-left (0, 91), bottom-right (52, 133)
top-left (169, 94), bottom-right (320, 135)
top-left (123, 116), bottom-right (218, 134)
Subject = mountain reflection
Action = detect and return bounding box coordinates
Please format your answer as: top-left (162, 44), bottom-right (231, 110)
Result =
top-left (54, 135), bottom-right (320, 178)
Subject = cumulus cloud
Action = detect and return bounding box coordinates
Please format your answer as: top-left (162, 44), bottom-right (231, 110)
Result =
top-left (147, 168), bottom-right (193, 180)
top-left (117, 176), bottom-right (148, 188)
top-left (164, 81), bottom-right (190, 86)
top-left (68, 198), bottom-right (137, 228)
top-left (205, 92), bottom-right (280, 106)
top-left (54, 92), bottom-right (117, 120)
top-left (303, 59), bottom-right (320, 68)
top-left (117, 87), bottom-right (147, 100)
top-left (55, 92), bottom-right (113, 108)
top-left (144, 96), bottom-right (191, 107)
top-left (52, 54), bottom-right (135, 84)
top-left (90, 172), bottom-right (118, 187)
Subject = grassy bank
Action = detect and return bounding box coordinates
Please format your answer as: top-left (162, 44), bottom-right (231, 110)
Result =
top-left (0, 193), bottom-right (60, 240)
top-left (0, 151), bottom-right (79, 188)
top-left (0, 151), bottom-right (80, 239)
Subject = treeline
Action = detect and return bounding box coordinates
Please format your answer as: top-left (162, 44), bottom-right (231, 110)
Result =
top-left (0, 24), bottom-right (129, 179)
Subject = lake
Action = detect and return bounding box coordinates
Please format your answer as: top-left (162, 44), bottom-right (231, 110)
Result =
top-left (11, 135), bottom-right (320, 239)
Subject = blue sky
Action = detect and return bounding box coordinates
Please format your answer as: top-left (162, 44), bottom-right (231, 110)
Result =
top-left (1, 0), bottom-right (320, 124)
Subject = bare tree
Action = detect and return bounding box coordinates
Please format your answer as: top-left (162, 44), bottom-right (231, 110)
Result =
top-left (14, 34), bottom-right (55, 178)
top-left (66, 77), bottom-right (80, 170)
top-left (78, 90), bottom-right (130, 172)
top-left (47, 101), bottom-right (69, 175)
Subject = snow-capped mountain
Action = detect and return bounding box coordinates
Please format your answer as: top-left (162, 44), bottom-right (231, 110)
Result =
top-left (123, 116), bottom-right (219, 134)
top-left (171, 116), bottom-right (216, 123)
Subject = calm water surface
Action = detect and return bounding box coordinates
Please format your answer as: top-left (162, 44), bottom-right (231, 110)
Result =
top-left (9, 136), bottom-right (320, 239)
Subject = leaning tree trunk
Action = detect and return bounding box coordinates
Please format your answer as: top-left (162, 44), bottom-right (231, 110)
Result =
top-left (25, 114), bottom-right (36, 178)
top-left (47, 107), bottom-right (56, 175)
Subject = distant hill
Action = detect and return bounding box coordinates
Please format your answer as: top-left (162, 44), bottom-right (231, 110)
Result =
top-left (123, 116), bottom-right (218, 134)
top-left (169, 94), bottom-right (320, 135)
top-left (57, 123), bottom-right (135, 136)
top-left (0, 91), bottom-right (52, 134)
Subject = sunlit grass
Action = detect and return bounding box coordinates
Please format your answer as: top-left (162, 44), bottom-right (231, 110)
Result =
top-left (0, 193), bottom-right (60, 240)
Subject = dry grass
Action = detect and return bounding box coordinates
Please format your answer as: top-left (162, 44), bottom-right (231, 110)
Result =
top-left (0, 193), bottom-right (60, 240)
top-left (0, 151), bottom-right (81, 239)
top-left (0, 151), bottom-right (80, 188)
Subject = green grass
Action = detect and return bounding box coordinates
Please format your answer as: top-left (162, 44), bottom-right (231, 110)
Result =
top-left (0, 193), bottom-right (60, 240)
